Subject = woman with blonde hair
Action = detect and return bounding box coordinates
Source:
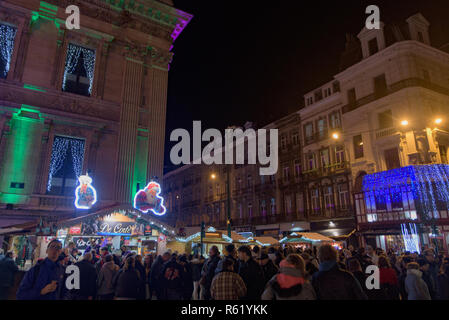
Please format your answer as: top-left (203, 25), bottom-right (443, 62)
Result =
top-left (262, 254), bottom-right (316, 300)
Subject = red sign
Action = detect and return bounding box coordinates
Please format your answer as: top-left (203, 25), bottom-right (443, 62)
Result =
top-left (69, 225), bottom-right (82, 235)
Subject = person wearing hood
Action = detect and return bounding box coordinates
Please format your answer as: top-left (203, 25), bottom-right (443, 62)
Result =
top-left (215, 244), bottom-right (238, 275)
top-left (257, 253), bottom-right (279, 286)
top-left (262, 254), bottom-right (316, 300)
top-left (97, 254), bottom-right (119, 300)
top-left (312, 244), bottom-right (367, 300)
top-left (405, 262), bottom-right (431, 300)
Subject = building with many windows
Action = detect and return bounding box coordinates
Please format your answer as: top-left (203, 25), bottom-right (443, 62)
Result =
top-left (0, 0), bottom-right (192, 236)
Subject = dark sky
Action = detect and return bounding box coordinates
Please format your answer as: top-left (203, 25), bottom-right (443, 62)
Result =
top-left (164, 0), bottom-right (449, 173)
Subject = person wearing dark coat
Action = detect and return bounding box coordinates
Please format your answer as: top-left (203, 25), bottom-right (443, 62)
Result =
top-left (398, 255), bottom-right (413, 300)
top-left (0, 252), bottom-right (18, 299)
top-left (17, 239), bottom-right (66, 300)
top-left (178, 255), bottom-right (194, 300)
top-left (159, 256), bottom-right (185, 300)
top-left (312, 244), bottom-right (368, 300)
top-left (437, 263), bottom-right (449, 300)
top-left (215, 244), bottom-right (238, 274)
top-left (113, 256), bottom-right (143, 300)
top-left (134, 255), bottom-right (146, 300)
top-left (191, 255), bottom-right (205, 300)
top-left (257, 253), bottom-right (279, 286)
top-left (66, 252), bottom-right (97, 300)
top-left (200, 246), bottom-right (221, 300)
top-left (150, 252), bottom-right (171, 300)
top-left (237, 246), bottom-right (265, 300)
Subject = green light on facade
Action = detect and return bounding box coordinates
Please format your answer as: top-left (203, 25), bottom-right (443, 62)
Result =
top-left (23, 84), bottom-right (47, 93)
top-left (39, 1), bottom-right (58, 12)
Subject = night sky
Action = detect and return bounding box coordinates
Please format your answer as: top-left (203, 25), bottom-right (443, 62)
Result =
top-left (164, 0), bottom-right (449, 172)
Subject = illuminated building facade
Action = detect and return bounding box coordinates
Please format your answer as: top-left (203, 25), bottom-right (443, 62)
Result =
top-left (0, 0), bottom-right (192, 238)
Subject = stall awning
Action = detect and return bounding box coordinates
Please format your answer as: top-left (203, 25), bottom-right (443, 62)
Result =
top-left (280, 232), bottom-right (335, 243)
top-left (253, 236), bottom-right (279, 246)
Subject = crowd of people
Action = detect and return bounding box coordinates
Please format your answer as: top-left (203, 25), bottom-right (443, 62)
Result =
top-left (0, 240), bottom-right (448, 300)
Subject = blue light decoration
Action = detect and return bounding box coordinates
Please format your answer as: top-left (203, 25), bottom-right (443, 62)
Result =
top-left (401, 223), bottom-right (421, 254)
top-left (74, 173), bottom-right (97, 209)
top-left (134, 181), bottom-right (167, 216)
top-left (362, 164), bottom-right (449, 222)
top-left (0, 24), bottom-right (17, 79)
top-left (62, 43), bottom-right (96, 94)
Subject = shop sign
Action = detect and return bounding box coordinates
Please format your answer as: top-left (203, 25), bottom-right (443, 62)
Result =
top-left (144, 225), bottom-right (152, 236)
top-left (69, 225), bottom-right (82, 235)
top-left (72, 237), bottom-right (99, 250)
top-left (97, 220), bottom-right (144, 236)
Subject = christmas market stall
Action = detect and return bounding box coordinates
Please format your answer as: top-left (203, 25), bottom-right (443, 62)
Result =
top-left (53, 205), bottom-right (177, 257)
top-left (279, 232), bottom-right (336, 250)
top-left (241, 236), bottom-right (280, 248)
top-left (175, 227), bottom-right (247, 257)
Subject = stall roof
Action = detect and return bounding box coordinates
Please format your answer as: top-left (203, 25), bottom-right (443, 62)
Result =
top-left (280, 232), bottom-right (335, 243)
top-left (253, 236), bottom-right (279, 246)
top-left (179, 228), bottom-right (245, 243)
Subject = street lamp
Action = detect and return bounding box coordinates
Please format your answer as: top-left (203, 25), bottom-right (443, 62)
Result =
top-left (210, 171), bottom-right (232, 238)
top-left (435, 118), bottom-right (443, 125)
top-left (401, 120), bottom-right (409, 126)
top-left (332, 132), bottom-right (339, 140)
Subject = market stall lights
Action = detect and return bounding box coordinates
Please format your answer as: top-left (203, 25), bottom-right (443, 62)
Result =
top-left (0, 24), bottom-right (17, 78)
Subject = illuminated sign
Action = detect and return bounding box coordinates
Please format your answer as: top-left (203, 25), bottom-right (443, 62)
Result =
top-left (134, 181), bottom-right (166, 216)
top-left (74, 174), bottom-right (97, 209)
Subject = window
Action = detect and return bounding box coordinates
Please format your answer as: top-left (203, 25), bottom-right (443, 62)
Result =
top-left (332, 81), bottom-right (340, 93)
top-left (353, 135), bottom-right (364, 159)
top-left (320, 148), bottom-right (330, 168)
top-left (260, 200), bottom-right (267, 216)
top-left (294, 160), bottom-right (301, 177)
top-left (307, 153), bottom-right (316, 170)
top-left (368, 38), bottom-right (379, 55)
top-left (335, 145), bottom-right (345, 164)
top-left (238, 203), bottom-right (243, 219)
top-left (283, 167), bottom-right (289, 181)
top-left (329, 112), bottom-right (341, 129)
top-left (374, 74), bottom-right (387, 96)
top-left (324, 186), bottom-right (334, 209)
top-left (418, 31), bottom-right (424, 43)
top-left (314, 90), bottom-right (323, 102)
top-left (311, 189), bottom-right (320, 214)
top-left (307, 97), bottom-right (314, 106)
top-left (296, 192), bottom-right (304, 213)
top-left (347, 88), bottom-right (356, 105)
top-left (338, 184), bottom-right (349, 210)
top-left (378, 110), bottom-right (393, 129)
top-left (216, 183), bottom-right (220, 196)
top-left (62, 43), bottom-right (96, 96)
top-left (324, 87), bottom-right (332, 98)
top-left (304, 123), bottom-right (314, 143)
top-left (281, 135), bottom-right (287, 149)
top-left (0, 24), bottom-right (17, 79)
top-left (384, 148), bottom-right (400, 170)
top-left (270, 198), bottom-right (276, 215)
top-left (317, 119), bottom-right (327, 139)
top-left (47, 136), bottom-right (85, 196)
top-left (285, 195), bottom-right (292, 214)
top-left (292, 132), bottom-right (300, 146)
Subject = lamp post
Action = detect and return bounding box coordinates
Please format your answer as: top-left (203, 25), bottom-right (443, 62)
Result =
top-left (211, 168), bottom-right (232, 238)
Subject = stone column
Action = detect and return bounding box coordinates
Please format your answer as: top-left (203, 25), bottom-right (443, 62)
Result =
top-left (147, 49), bottom-right (171, 182)
top-left (114, 53), bottom-right (144, 203)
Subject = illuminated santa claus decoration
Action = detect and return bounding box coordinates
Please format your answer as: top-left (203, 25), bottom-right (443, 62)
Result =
top-left (133, 181), bottom-right (167, 216)
top-left (74, 173), bottom-right (97, 209)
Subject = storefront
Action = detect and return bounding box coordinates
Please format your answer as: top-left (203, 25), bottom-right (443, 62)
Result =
top-left (279, 232), bottom-right (336, 250)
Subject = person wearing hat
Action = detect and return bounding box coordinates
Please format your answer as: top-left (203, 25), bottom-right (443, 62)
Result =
top-left (262, 254), bottom-right (316, 300)
top-left (257, 253), bottom-right (279, 287)
top-left (17, 239), bottom-right (66, 300)
top-left (215, 244), bottom-right (237, 275)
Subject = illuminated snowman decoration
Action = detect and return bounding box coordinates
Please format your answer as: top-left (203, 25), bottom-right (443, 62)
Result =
top-left (74, 173), bottom-right (97, 209)
top-left (134, 181), bottom-right (166, 216)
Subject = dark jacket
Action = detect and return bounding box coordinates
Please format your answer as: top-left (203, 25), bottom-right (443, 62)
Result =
top-left (238, 258), bottom-right (265, 300)
top-left (312, 262), bottom-right (368, 300)
top-left (201, 255), bottom-right (221, 289)
top-left (180, 262), bottom-right (194, 300)
top-left (160, 259), bottom-right (185, 300)
top-left (0, 257), bottom-right (18, 287)
top-left (215, 255), bottom-right (237, 274)
top-left (261, 260), bottom-right (279, 286)
top-left (437, 273), bottom-right (449, 300)
top-left (114, 268), bottom-right (142, 299)
top-left (67, 259), bottom-right (97, 300)
top-left (190, 258), bottom-right (204, 282)
top-left (422, 269), bottom-right (437, 300)
top-left (97, 261), bottom-right (119, 296)
top-left (17, 258), bottom-right (66, 300)
top-left (150, 256), bottom-right (166, 293)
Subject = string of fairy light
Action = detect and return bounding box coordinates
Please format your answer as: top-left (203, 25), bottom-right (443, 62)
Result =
top-left (47, 136), bottom-right (85, 191)
top-left (0, 24), bottom-right (17, 78)
top-left (62, 43), bottom-right (96, 94)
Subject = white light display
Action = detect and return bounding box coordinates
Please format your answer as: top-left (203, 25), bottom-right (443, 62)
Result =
top-left (62, 43), bottom-right (96, 94)
top-left (134, 181), bottom-right (167, 216)
top-left (401, 223), bottom-right (421, 254)
top-left (74, 173), bottom-right (97, 209)
top-left (0, 24), bottom-right (17, 78)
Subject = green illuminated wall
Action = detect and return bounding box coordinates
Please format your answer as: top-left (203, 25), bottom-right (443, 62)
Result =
top-left (132, 134), bottom-right (149, 194)
top-left (0, 107), bottom-right (44, 204)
